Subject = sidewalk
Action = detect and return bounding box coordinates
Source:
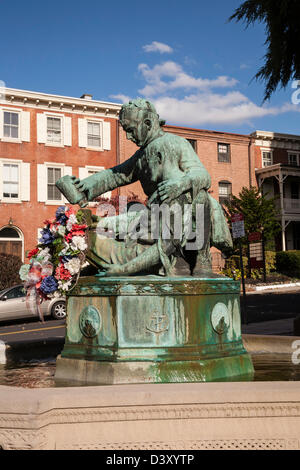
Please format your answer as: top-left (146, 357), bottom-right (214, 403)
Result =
top-left (242, 317), bottom-right (295, 336)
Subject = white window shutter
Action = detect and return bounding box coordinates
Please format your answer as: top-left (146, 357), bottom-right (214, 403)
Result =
top-left (103, 121), bottom-right (111, 150)
top-left (37, 228), bottom-right (43, 243)
top-left (64, 116), bottom-right (72, 146)
top-left (0, 109), bottom-right (3, 139)
top-left (78, 118), bottom-right (87, 147)
top-left (20, 162), bottom-right (30, 201)
top-left (79, 167), bottom-right (89, 180)
top-left (37, 113), bottom-right (47, 143)
top-left (21, 111), bottom-right (30, 142)
top-left (37, 164), bottom-right (47, 202)
top-left (64, 166), bottom-right (72, 176)
top-left (0, 161), bottom-right (3, 200)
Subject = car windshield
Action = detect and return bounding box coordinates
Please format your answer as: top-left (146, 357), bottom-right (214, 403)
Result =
top-left (0, 286), bottom-right (25, 299)
top-left (0, 288), bottom-right (9, 296)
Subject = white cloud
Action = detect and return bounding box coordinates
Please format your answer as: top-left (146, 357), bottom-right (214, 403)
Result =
top-left (138, 61), bottom-right (238, 96)
top-left (143, 41), bottom-right (173, 54)
top-left (109, 93), bottom-right (131, 103)
top-left (240, 63), bottom-right (251, 70)
top-left (151, 92), bottom-right (285, 127)
top-left (111, 58), bottom-right (300, 127)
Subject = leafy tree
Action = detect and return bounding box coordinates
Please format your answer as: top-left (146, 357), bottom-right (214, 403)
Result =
top-left (229, 0), bottom-right (300, 100)
top-left (223, 186), bottom-right (281, 243)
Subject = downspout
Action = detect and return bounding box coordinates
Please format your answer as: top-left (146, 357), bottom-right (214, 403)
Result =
top-left (248, 136), bottom-right (253, 187)
top-left (116, 115), bottom-right (120, 202)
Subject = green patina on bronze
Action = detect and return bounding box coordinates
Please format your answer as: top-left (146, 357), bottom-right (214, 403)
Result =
top-left (55, 275), bottom-right (254, 384)
top-left (56, 98), bottom-right (232, 277)
top-left (54, 98), bottom-right (254, 385)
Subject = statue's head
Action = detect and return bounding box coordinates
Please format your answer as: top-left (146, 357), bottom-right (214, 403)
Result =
top-left (119, 99), bottom-right (165, 147)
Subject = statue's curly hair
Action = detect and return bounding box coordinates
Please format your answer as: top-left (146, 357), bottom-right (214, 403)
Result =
top-left (120, 99), bottom-right (166, 127)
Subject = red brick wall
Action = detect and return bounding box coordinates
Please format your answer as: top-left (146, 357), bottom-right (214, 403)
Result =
top-left (0, 104), bottom-right (118, 258)
top-left (119, 123), bottom-right (253, 202)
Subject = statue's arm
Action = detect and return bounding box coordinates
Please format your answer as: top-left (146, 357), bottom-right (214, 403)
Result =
top-left (75, 152), bottom-right (140, 201)
top-left (157, 138), bottom-right (211, 203)
top-left (178, 140), bottom-right (211, 192)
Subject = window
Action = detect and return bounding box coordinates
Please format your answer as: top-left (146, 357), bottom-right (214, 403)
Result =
top-left (0, 108), bottom-right (30, 143)
top-left (3, 112), bottom-right (19, 139)
top-left (47, 116), bottom-right (62, 144)
top-left (187, 139), bottom-right (197, 151)
top-left (87, 121), bottom-right (101, 148)
top-left (288, 153), bottom-right (299, 166)
top-left (3, 163), bottom-right (19, 199)
top-left (5, 286), bottom-right (25, 299)
top-left (47, 167), bottom-right (62, 201)
top-left (262, 151), bottom-right (273, 167)
top-left (218, 181), bottom-right (232, 205)
top-left (78, 118), bottom-right (111, 150)
top-left (218, 143), bottom-right (230, 163)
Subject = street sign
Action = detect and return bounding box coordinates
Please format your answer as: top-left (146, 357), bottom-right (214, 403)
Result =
top-left (231, 214), bottom-right (245, 239)
top-left (248, 232), bottom-right (262, 242)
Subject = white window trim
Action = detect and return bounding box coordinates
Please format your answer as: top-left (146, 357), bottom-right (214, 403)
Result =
top-left (45, 113), bottom-right (64, 147)
top-left (37, 112), bottom-right (71, 148)
top-left (43, 162), bottom-right (71, 205)
top-left (78, 118), bottom-right (111, 151)
top-left (288, 152), bottom-right (300, 166)
top-left (79, 165), bottom-right (111, 205)
top-left (0, 107), bottom-right (22, 143)
top-left (0, 158), bottom-right (22, 203)
top-left (261, 148), bottom-right (274, 167)
top-left (86, 119), bottom-right (103, 151)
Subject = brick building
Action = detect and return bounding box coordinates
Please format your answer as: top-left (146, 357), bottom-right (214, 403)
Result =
top-left (0, 88), bottom-right (120, 260)
top-left (0, 87), bottom-right (299, 267)
top-left (253, 130), bottom-right (300, 251)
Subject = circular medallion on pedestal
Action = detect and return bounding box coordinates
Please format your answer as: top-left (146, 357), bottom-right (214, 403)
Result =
top-left (79, 305), bottom-right (102, 338)
top-left (211, 302), bottom-right (230, 335)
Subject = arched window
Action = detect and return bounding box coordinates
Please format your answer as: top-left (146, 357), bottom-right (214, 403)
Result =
top-left (0, 226), bottom-right (23, 260)
top-left (218, 181), bottom-right (232, 205)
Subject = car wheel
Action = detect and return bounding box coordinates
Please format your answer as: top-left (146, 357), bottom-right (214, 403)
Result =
top-left (51, 301), bottom-right (66, 320)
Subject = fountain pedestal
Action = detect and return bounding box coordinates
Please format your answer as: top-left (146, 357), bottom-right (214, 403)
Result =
top-left (55, 274), bottom-right (254, 384)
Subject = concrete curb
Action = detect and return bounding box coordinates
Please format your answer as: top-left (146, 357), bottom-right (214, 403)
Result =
top-left (246, 282), bottom-right (300, 293)
top-left (243, 333), bottom-right (300, 354)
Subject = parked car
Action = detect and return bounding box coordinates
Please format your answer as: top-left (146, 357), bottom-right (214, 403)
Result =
top-left (0, 285), bottom-right (66, 322)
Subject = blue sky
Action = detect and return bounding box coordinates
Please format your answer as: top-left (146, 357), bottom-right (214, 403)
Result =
top-left (1, 0), bottom-right (300, 135)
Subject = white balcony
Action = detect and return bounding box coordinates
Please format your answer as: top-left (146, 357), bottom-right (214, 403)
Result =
top-left (275, 198), bottom-right (300, 213)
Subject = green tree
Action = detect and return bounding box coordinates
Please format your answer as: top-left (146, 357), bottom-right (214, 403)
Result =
top-left (223, 186), bottom-right (281, 243)
top-left (229, 0), bottom-right (300, 100)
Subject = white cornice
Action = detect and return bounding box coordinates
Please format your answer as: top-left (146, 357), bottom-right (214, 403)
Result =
top-left (252, 130), bottom-right (300, 143)
top-left (0, 87), bottom-right (122, 119)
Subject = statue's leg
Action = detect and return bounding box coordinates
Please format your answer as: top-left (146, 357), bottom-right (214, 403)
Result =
top-left (86, 233), bottom-right (150, 268)
top-left (183, 190), bottom-right (212, 274)
top-left (87, 230), bottom-right (176, 275)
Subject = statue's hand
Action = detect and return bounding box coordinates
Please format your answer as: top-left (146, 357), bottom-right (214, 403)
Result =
top-left (157, 179), bottom-right (184, 203)
top-left (73, 177), bottom-right (90, 194)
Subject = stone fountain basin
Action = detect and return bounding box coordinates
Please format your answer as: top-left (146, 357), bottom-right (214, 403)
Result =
top-left (0, 333), bottom-right (300, 450)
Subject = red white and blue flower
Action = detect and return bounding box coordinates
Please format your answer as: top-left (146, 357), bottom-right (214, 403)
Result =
top-left (19, 206), bottom-right (88, 319)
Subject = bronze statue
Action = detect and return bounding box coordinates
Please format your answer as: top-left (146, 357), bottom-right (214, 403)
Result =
top-left (56, 99), bottom-right (232, 276)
